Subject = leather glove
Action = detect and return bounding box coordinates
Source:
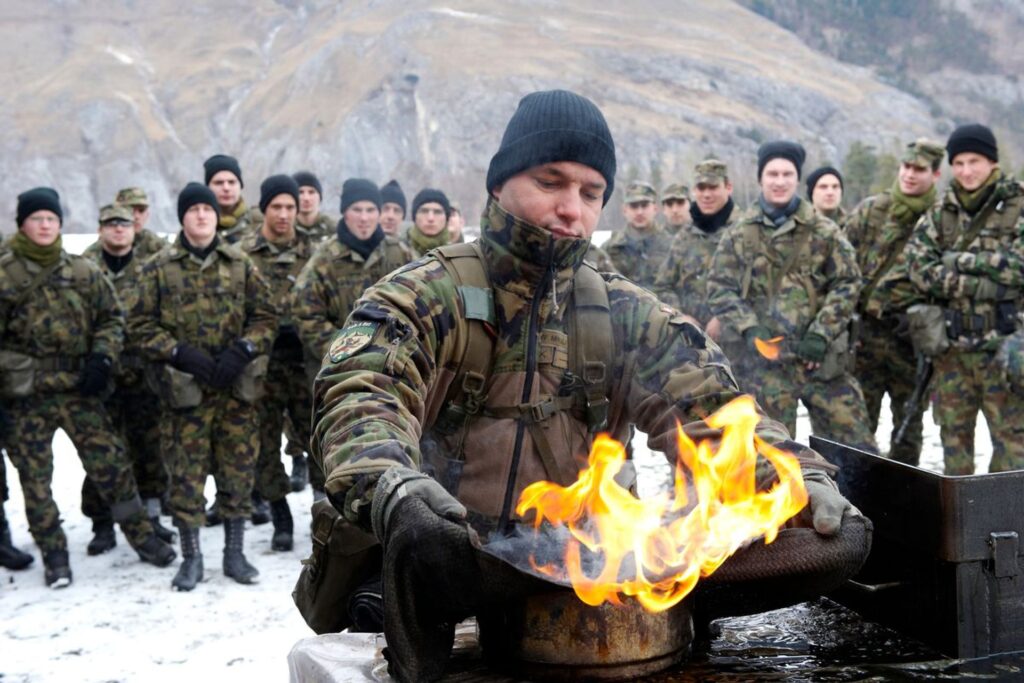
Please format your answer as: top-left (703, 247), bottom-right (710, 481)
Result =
top-left (209, 340), bottom-right (254, 389)
top-left (796, 332), bottom-right (828, 364)
top-left (79, 353), bottom-right (112, 397)
top-left (799, 470), bottom-right (854, 536)
top-left (371, 465), bottom-right (467, 544)
top-left (171, 343), bottom-right (216, 384)
top-left (743, 325), bottom-right (772, 352)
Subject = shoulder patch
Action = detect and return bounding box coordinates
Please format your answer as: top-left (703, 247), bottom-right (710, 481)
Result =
top-left (328, 322), bottom-right (379, 363)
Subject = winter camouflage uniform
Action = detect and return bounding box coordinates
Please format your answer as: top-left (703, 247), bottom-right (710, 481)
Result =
top-left (297, 213), bottom-right (336, 243)
top-left (706, 198), bottom-right (877, 452)
top-left (905, 170), bottom-right (1024, 474)
top-left (129, 236), bottom-right (277, 527)
top-left (217, 201), bottom-right (262, 245)
top-left (604, 182), bottom-right (673, 289)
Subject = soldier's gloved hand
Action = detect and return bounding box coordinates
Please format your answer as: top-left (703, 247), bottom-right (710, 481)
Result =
top-left (800, 470), bottom-right (855, 536)
top-left (370, 466), bottom-right (467, 544)
top-left (743, 325), bottom-right (772, 352)
top-left (974, 278), bottom-right (1007, 301)
top-left (941, 251), bottom-right (967, 272)
top-left (79, 353), bottom-right (112, 397)
top-left (209, 340), bottom-right (254, 389)
top-left (171, 343), bottom-right (216, 384)
top-left (796, 332), bottom-right (828, 364)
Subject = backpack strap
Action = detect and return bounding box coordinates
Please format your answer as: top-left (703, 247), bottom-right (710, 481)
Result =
top-left (569, 263), bottom-right (612, 433)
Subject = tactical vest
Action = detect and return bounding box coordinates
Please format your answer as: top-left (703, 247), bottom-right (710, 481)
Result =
top-left (937, 183), bottom-right (1023, 252)
top-left (0, 251), bottom-right (92, 295)
top-left (739, 219), bottom-right (817, 315)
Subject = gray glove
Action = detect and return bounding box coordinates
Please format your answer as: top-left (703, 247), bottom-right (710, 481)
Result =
top-left (974, 277), bottom-right (1010, 301)
top-left (941, 251), bottom-right (966, 272)
top-left (800, 470), bottom-right (855, 536)
top-left (371, 466), bottom-right (467, 543)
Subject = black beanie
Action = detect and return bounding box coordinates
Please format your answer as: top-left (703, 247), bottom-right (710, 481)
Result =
top-left (204, 154), bottom-right (244, 187)
top-left (412, 188), bottom-right (450, 218)
top-left (177, 182), bottom-right (221, 225)
top-left (340, 178), bottom-right (382, 213)
top-left (381, 179), bottom-right (407, 216)
top-left (16, 187), bottom-right (62, 227)
top-left (259, 174), bottom-right (300, 213)
top-left (486, 89), bottom-right (617, 205)
top-left (946, 123), bottom-right (998, 163)
top-left (757, 140), bottom-right (807, 179)
top-left (292, 170), bottom-right (323, 198)
top-left (805, 166), bottom-right (843, 198)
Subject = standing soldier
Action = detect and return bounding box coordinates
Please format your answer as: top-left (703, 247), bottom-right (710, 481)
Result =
top-left (130, 182), bottom-right (277, 590)
top-left (806, 167), bottom-right (846, 225)
top-left (83, 188), bottom-right (167, 262)
top-left (661, 182), bottom-right (692, 236)
top-left (80, 204), bottom-right (176, 556)
top-left (707, 142), bottom-right (876, 452)
top-left (845, 139), bottom-right (944, 465)
top-left (604, 181), bottom-right (673, 288)
top-left (1, 188), bottom-right (176, 587)
top-left (205, 154), bottom-right (260, 244)
top-left (407, 188), bottom-right (452, 257)
top-left (905, 124), bottom-right (1024, 475)
top-left (447, 201), bottom-right (466, 244)
top-left (293, 171), bottom-right (334, 242)
top-left (380, 179), bottom-right (407, 238)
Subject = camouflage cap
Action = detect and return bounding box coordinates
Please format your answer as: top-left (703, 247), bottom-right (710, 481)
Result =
top-left (115, 187), bottom-right (149, 207)
top-left (694, 159), bottom-right (729, 185)
top-left (99, 203), bottom-right (134, 225)
top-left (901, 138), bottom-right (945, 169)
top-left (624, 181), bottom-right (657, 204)
top-left (661, 183), bottom-right (690, 202)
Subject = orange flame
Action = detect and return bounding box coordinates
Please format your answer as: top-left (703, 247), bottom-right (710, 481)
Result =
top-left (754, 336), bottom-right (785, 360)
top-left (515, 395), bottom-right (807, 613)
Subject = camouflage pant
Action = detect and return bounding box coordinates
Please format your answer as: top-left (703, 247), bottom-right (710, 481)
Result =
top-left (932, 350), bottom-right (1024, 475)
top-left (4, 393), bottom-right (151, 553)
top-left (256, 357), bottom-right (312, 502)
top-left (82, 382), bottom-right (167, 522)
top-left (854, 315), bottom-right (924, 465)
top-left (163, 391), bottom-right (258, 528)
top-left (751, 360), bottom-right (878, 453)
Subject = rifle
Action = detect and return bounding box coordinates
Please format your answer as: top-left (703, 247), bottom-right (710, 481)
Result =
top-left (894, 353), bottom-right (933, 446)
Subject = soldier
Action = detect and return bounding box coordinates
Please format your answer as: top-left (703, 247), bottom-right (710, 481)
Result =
top-left (80, 204), bottom-right (176, 555)
top-left (604, 181), bottom-right (673, 288)
top-left (204, 154), bottom-right (260, 243)
top-left (661, 182), bottom-right (692, 236)
top-left (707, 142), bottom-right (876, 452)
top-left (130, 182), bottom-right (277, 590)
top-left (304, 91), bottom-right (855, 678)
top-left (1, 188), bottom-right (176, 587)
top-left (83, 188), bottom-right (167, 262)
top-left (905, 124), bottom-right (1024, 475)
top-left (806, 167), bottom-right (846, 225)
top-left (407, 188), bottom-right (451, 257)
top-left (1, 459), bottom-right (34, 570)
top-left (293, 171), bottom-right (334, 242)
top-left (380, 179), bottom-right (407, 238)
top-left (447, 201), bottom-right (466, 244)
top-left (239, 176), bottom-right (318, 551)
top-left (845, 139), bottom-right (944, 465)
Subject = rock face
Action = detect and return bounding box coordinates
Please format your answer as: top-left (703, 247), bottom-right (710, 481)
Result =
top-left (2, 0), bottom-right (949, 233)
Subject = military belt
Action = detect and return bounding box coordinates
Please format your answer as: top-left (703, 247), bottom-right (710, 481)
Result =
top-left (35, 356), bottom-right (85, 372)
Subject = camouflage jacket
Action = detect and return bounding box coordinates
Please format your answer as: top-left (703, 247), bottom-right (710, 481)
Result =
top-left (820, 206), bottom-right (848, 227)
top-left (292, 232), bottom-right (415, 361)
top-left (297, 213), bottom-right (337, 244)
top-left (312, 198), bottom-right (829, 533)
top-left (239, 229), bottom-right (317, 329)
top-left (906, 173), bottom-right (1024, 351)
top-left (85, 250), bottom-right (150, 385)
top-left (128, 236), bottom-right (277, 362)
top-left (603, 224), bottom-right (674, 288)
top-left (664, 220), bottom-right (691, 238)
top-left (584, 242), bottom-right (617, 274)
top-left (0, 250), bottom-right (123, 393)
top-left (217, 201), bottom-right (262, 245)
top-left (83, 228), bottom-right (167, 263)
top-left (706, 198), bottom-right (861, 361)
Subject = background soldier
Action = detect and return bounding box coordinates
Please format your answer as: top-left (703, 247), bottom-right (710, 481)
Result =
top-left (83, 188), bottom-right (167, 261)
top-left (131, 182), bottom-right (276, 590)
top-left (293, 171), bottom-right (334, 242)
top-left (204, 154), bottom-right (260, 243)
top-left (1, 188), bottom-right (175, 587)
top-left (661, 182), bottom-right (692, 236)
top-left (407, 188), bottom-right (451, 257)
top-left (380, 179), bottom-right (407, 238)
top-left (845, 139), bottom-right (944, 465)
top-left (604, 181), bottom-right (673, 288)
top-left (707, 142), bottom-right (876, 452)
top-left (905, 124), bottom-right (1024, 475)
top-left (806, 166), bottom-right (846, 225)
top-left (447, 201), bottom-right (466, 244)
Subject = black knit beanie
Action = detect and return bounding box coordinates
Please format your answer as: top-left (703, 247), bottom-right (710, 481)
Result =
top-left (381, 179), bottom-right (407, 216)
top-left (177, 182), bottom-right (221, 225)
top-left (204, 154), bottom-right (244, 187)
top-left (946, 123), bottom-right (998, 163)
top-left (340, 178), bottom-right (382, 213)
top-left (292, 170), bottom-right (323, 198)
top-left (412, 188), bottom-right (450, 218)
top-left (16, 187), bottom-right (63, 227)
top-left (486, 89), bottom-right (617, 205)
top-left (757, 140), bottom-right (807, 179)
top-left (805, 166), bottom-right (843, 198)
top-left (259, 174), bottom-right (300, 213)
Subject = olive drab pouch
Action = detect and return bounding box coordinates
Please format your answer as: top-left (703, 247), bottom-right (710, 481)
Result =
top-left (0, 350), bottom-right (35, 398)
top-left (815, 329), bottom-right (851, 382)
top-left (906, 304), bottom-right (951, 358)
top-left (292, 499), bottom-right (382, 634)
top-left (232, 354), bottom-right (269, 404)
top-left (160, 364), bottom-right (203, 409)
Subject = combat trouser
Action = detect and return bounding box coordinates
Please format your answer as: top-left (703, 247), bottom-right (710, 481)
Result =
top-left (255, 356), bottom-right (311, 502)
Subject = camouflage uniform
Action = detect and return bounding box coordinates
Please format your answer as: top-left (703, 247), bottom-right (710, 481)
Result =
top-left (297, 213), bottom-right (336, 243)
top-left (905, 170), bottom-right (1024, 474)
top-left (585, 242), bottom-right (617, 274)
top-left (604, 182), bottom-right (674, 289)
top-left (82, 187), bottom-right (168, 262)
top-left (820, 206), bottom-right (848, 226)
top-left (706, 198), bottom-right (877, 452)
top-left (129, 236), bottom-right (277, 527)
top-left (217, 200), bottom-right (262, 245)
top-left (661, 182), bottom-right (692, 237)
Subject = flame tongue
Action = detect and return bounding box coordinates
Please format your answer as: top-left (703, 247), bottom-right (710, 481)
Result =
top-left (515, 395), bottom-right (807, 612)
top-left (754, 335), bottom-right (785, 360)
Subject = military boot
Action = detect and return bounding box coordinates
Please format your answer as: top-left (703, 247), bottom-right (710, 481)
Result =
top-left (171, 525), bottom-right (203, 592)
top-left (134, 532), bottom-right (177, 567)
top-left (289, 455), bottom-right (309, 493)
top-left (0, 512), bottom-right (33, 570)
top-left (269, 498), bottom-right (293, 552)
top-left (250, 492), bottom-right (271, 526)
top-left (146, 498), bottom-right (176, 544)
top-left (43, 549), bottom-right (72, 589)
top-left (223, 517), bottom-right (259, 584)
top-left (86, 520), bottom-right (117, 556)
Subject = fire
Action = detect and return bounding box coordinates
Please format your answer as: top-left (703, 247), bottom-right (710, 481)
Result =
top-left (754, 335), bottom-right (785, 360)
top-left (515, 395), bottom-right (807, 613)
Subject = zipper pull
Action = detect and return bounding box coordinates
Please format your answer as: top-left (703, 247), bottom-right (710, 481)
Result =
top-left (550, 269), bottom-right (559, 315)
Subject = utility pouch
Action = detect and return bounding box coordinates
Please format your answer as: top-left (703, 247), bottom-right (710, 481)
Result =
top-left (292, 499), bottom-right (382, 634)
top-left (160, 364), bottom-right (203, 409)
top-left (0, 350), bottom-right (35, 398)
top-left (906, 304), bottom-right (951, 357)
top-left (232, 354), bottom-right (269, 404)
top-left (815, 329), bottom-right (850, 382)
